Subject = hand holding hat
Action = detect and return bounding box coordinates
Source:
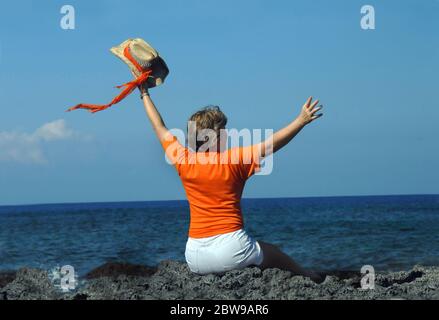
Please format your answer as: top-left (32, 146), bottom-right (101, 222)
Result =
top-left (130, 70), bottom-right (149, 98)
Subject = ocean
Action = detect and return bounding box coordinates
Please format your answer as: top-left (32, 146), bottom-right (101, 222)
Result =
top-left (0, 195), bottom-right (438, 276)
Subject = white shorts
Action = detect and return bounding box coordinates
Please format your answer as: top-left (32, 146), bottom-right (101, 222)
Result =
top-left (185, 229), bottom-right (264, 275)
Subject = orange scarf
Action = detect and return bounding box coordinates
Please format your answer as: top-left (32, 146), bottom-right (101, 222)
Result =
top-left (67, 46), bottom-right (152, 113)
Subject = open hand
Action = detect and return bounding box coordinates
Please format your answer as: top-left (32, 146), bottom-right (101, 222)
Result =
top-left (298, 97), bottom-right (323, 125)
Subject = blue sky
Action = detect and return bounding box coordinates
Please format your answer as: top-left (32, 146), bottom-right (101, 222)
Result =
top-left (0, 0), bottom-right (438, 205)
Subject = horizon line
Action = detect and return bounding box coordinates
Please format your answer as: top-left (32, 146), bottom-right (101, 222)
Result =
top-left (1, 193), bottom-right (438, 208)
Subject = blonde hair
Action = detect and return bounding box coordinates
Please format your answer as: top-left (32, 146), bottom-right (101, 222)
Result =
top-left (188, 106), bottom-right (227, 151)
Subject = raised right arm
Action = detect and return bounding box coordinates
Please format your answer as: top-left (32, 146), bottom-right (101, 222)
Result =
top-left (257, 96), bottom-right (323, 158)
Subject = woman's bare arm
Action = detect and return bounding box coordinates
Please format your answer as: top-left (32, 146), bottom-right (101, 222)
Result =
top-left (140, 92), bottom-right (170, 141)
top-left (132, 71), bottom-right (172, 142)
top-left (258, 96), bottom-right (323, 157)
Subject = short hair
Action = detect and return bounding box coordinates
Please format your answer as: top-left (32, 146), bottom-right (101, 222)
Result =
top-left (188, 105), bottom-right (227, 151)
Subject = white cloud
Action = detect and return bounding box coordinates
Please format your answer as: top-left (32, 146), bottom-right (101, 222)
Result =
top-left (34, 119), bottom-right (74, 141)
top-left (0, 119), bottom-right (85, 164)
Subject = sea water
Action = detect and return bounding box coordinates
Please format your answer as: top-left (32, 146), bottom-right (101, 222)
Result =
top-left (0, 195), bottom-right (438, 276)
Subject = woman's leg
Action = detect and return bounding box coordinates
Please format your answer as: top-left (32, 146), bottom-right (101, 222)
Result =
top-left (258, 241), bottom-right (324, 283)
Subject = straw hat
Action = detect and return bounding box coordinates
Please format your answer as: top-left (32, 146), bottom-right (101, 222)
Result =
top-left (110, 38), bottom-right (169, 88)
top-left (67, 38), bottom-right (169, 113)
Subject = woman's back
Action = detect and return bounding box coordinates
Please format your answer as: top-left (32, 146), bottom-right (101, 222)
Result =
top-left (161, 136), bottom-right (260, 238)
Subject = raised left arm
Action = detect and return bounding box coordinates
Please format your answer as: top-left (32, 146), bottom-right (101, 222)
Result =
top-left (139, 88), bottom-right (171, 142)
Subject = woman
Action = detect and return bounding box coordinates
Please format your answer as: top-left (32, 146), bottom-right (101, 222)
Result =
top-left (137, 81), bottom-right (324, 283)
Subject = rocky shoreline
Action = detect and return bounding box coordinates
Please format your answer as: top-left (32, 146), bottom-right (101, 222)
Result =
top-left (1, 261), bottom-right (438, 300)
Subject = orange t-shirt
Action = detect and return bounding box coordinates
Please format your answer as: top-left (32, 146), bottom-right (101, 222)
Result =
top-left (161, 135), bottom-right (260, 238)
